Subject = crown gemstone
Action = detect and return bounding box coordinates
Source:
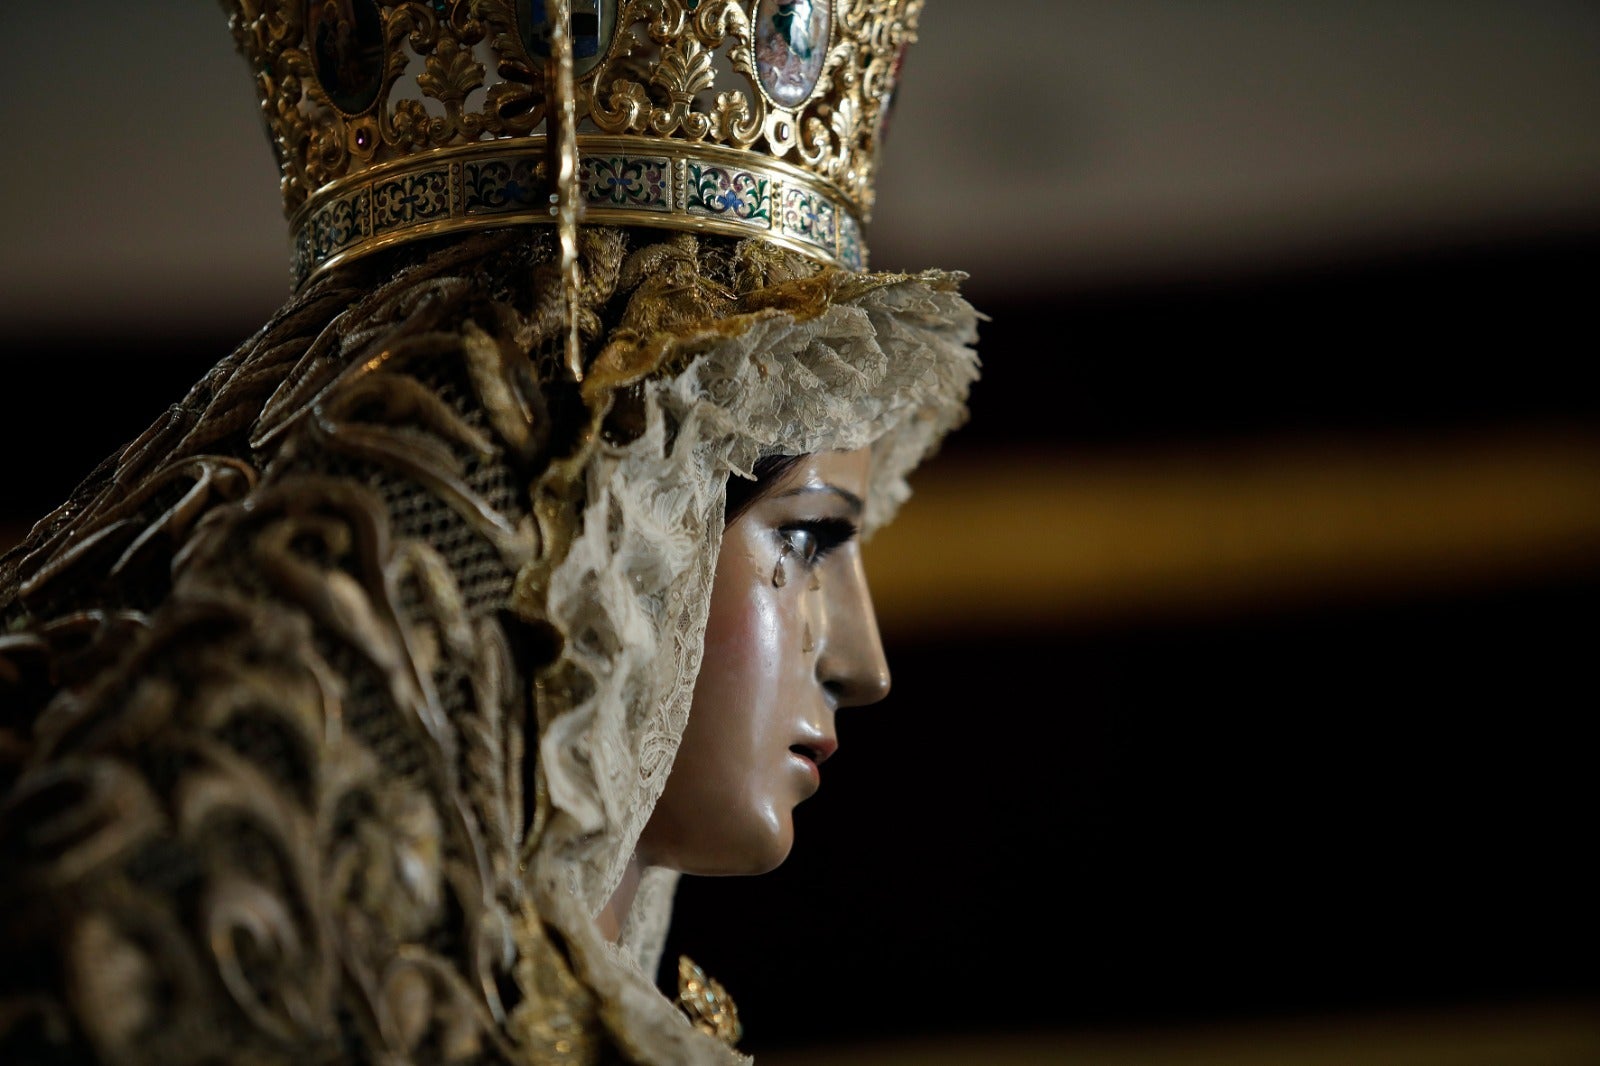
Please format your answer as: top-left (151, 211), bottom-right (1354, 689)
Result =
top-left (517, 0), bottom-right (616, 76)
top-left (755, 0), bottom-right (832, 107)
top-left (307, 0), bottom-right (387, 115)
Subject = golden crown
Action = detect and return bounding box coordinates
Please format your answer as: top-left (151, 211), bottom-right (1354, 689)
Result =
top-left (224, 0), bottom-right (925, 291)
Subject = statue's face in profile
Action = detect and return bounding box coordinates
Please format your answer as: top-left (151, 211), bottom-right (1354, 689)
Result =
top-left (639, 448), bottom-right (891, 875)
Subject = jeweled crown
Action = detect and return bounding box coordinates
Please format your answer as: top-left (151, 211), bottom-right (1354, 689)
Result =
top-left (223, 0), bottom-right (925, 290)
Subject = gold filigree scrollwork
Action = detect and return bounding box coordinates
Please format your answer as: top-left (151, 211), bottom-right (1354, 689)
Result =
top-left (227, 0), bottom-right (920, 279)
top-left (647, 35), bottom-right (717, 138)
top-left (417, 34), bottom-right (490, 144)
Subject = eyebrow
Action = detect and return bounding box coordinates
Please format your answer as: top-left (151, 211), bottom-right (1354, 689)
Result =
top-left (776, 484), bottom-right (864, 516)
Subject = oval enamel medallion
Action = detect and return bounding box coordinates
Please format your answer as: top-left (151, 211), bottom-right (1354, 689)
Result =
top-left (755, 0), bottom-right (831, 108)
top-left (307, 0), bottom-right (387, 115)
top-left (517, 0), bottom-right (618, 78)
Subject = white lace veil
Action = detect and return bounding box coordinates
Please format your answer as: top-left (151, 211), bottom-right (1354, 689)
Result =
top-left (516, 265), bottom-right (980, 1063)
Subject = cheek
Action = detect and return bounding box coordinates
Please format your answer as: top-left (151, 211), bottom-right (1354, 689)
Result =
top-left (696, 568), bottom-right (790, 755)
top-left (641, 550), bottom-right (815, 873)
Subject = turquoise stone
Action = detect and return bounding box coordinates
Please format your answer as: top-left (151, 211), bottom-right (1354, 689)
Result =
top-left (755, 0), bottom-right (831, 107)
top-left (307, 0), bottom-right (386, 115)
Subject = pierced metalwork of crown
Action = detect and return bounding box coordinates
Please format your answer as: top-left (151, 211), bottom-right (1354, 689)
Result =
top-left (224, 0), bottom-right (923, 287)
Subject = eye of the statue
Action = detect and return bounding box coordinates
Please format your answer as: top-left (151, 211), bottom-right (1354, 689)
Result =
top-left (778, 518), bottom-right (858, 567)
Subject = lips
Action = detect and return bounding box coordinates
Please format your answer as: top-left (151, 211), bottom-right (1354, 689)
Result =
top-left (788, 736), bottom-right (838, 768)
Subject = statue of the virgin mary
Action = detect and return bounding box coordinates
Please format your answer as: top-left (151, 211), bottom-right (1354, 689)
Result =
top-left (0, 3), bottom-right (979, 1062)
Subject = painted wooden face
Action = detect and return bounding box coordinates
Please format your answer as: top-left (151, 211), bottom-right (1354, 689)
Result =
top-left (638, 448), bottom-right (891, 875)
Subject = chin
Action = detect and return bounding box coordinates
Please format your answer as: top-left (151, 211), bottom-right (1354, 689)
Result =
top-left (746, 837), bottom-right (793, 876)
top-left (693, 812), bottom-right (795, 877)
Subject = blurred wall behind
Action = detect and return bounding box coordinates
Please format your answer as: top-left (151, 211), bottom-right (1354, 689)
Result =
top-left (2, 3), bottom-right (1598, 323)
top-left (3, 3), bottom-right (1599, 1062)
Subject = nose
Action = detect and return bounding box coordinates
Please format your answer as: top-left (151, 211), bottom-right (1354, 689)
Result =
top-left (815, 546), bottom-right (891, 708)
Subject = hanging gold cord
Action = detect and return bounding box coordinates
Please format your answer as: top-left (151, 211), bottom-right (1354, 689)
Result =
top-left (544, 0), bottom-right (584, 382)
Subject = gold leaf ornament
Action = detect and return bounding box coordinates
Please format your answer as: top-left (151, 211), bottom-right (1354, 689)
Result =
top-left (675, 955), bottom-right (742, 1048)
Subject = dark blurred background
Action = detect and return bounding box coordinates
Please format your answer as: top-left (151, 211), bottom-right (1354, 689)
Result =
top-left (4, 3), bottom-right (1598, 1063)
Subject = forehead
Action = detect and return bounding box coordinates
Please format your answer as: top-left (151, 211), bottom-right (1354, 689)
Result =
top-left (771, 448), bottom-right (873, 498)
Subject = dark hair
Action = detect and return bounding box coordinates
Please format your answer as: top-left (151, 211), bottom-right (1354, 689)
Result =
top-left (723, 454), bottom-right (807, 526)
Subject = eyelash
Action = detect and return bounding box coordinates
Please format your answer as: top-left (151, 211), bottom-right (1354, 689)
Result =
top-left (778, 517), bottom-right (859, 567)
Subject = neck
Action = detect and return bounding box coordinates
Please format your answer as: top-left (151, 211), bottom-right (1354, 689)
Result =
top-left (595, 852), bottom-right (646, 944)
